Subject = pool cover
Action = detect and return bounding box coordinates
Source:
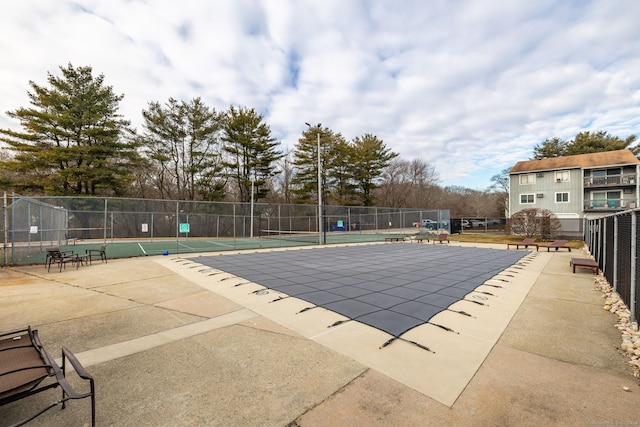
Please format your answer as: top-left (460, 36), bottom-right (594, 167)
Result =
top-left (197, 244), bottom-right (528, 337)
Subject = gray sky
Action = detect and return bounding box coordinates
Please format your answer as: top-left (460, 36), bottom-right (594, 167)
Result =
top-left (1, 0), bottom-right (638, 188)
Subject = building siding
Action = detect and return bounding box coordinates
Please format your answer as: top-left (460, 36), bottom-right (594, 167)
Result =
top-left (508, 150), bottom-right (640, 220)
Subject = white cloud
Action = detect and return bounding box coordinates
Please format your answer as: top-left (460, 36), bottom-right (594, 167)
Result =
top-left (1, 0), bottom-right (639, 190)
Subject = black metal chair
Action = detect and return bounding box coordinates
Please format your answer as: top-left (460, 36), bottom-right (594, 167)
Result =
top-left (45, 248), bottom-right (77, 272)
top-left (64, 233), bottom-right (79, 245)
top-left (86, 244), bottom-right (107, 264)
top-left (0, 327), bottom-right (95, 427)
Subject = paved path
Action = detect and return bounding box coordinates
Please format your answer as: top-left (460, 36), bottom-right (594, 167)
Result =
top-left (1, 242), bottom-right (639, 426)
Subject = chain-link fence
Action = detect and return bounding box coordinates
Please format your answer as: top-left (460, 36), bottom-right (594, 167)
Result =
top-left (585, 208), bottom-right (639, 322)
top-left (1, 194), bottom-right (452, 265)
top-left (2, 193), bottom-right (70, 265)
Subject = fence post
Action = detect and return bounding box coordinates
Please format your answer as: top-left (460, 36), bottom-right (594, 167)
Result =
top-left (631, 212), bottom-right (637, 321)
top-left (176, 201), bottom-right (180, 253)
top-left (613, 216), bottom-right (618, 291)
top-left (11, 193), bottom-right (16, 265)
top-left (600, 218), bottom-right (605, 273)
top-left (104, 198), bottom-right (108, 243)
top-left (2, 192), bottom-right (7, 266)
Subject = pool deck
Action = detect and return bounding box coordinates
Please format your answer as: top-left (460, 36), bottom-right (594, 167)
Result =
top-left (1, 241), bottom-right (640, 426)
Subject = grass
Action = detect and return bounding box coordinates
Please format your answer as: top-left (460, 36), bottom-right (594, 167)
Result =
top-left (445, 232), bottom-right (585, 249)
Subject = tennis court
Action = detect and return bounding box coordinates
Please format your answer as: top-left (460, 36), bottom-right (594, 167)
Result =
top-left (15, 232), bottom-right (407, 264)
top-left (3, 194), bottom-right (450, 265)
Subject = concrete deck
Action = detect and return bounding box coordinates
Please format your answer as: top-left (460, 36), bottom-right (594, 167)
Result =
top-left (1, 242), bottom-right (640, 426)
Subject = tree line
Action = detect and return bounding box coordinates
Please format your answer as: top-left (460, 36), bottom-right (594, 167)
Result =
top-left (0, 64), bottom-right (397, 207)
top-left (1, 63), bottom-right (637, 218)
top-left (532, 132), bottom-right (638, 159)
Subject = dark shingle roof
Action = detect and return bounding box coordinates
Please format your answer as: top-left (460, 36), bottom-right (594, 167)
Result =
top-left (510, 149), bottom-right (640, 174)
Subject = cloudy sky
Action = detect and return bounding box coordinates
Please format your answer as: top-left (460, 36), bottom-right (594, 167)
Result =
top-left (1, 0), bottom-right (639, 188)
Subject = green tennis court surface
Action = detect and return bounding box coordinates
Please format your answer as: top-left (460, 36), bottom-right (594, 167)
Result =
top-left (15, 232), bottom-right (412, 265)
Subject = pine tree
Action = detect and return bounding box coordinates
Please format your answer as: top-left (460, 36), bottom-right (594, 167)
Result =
top-left (291, 124), bottom-right (332, 204)
top-left (351, 134), bottom-right (398, 206)
top-left (222, 106), bottom-right (282, 203)
top-left (0, 63), bottom-right (138, 195)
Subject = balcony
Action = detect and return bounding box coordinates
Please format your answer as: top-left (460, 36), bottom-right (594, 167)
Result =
top-left (584, 198), bottom-right (637, 211)
top-left (583, 173), bottom-right (637, 188)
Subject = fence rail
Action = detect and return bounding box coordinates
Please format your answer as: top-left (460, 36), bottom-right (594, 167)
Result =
top-left (585, 208), bottom-right (639, 322)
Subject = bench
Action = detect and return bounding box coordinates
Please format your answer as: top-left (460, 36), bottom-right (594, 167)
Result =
top-left (542, 240), bottom-right (571, 252)
top-left (384, 237), bottom-right (405, 242)
top-left (0, 327), bottom-right (95, 426)
top-left (570, 258), bottom-right (599, 274)
top-left (507, 238), bottom-right (538, 250)
top-left (433, 233), bottom-right (449, 244)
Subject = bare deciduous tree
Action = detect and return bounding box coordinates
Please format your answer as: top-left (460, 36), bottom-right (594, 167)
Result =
top-left (508, 208), bottom-right (561, 238)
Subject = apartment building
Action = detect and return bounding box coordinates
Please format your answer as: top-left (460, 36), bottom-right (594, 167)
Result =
top-left (508, 149), bottom-right (640, 220)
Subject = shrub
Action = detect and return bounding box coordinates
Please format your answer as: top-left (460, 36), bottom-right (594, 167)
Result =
top-left (507, 208), bottom-right (561, 239)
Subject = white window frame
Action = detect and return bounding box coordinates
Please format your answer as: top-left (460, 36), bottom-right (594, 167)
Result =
top-left (555, 170), bottom-right (570, 182)
top-left (555, 192), bottom-right (569, 203)
top-left (519, 174), bottom-right (535, 185)
top-left (520, 193), bottom-right (535, 204)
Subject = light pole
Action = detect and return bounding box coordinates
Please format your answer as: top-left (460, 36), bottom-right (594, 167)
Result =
top-left (305, 122), bottom-right (323, 244)
top-left (250, 172), bottom-right (255, 238)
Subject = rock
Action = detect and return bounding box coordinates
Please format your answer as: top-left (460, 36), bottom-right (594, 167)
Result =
top-left (604, 305), bottom-right (611, 311)
top-left (623, 386), bottom-right (632, 392)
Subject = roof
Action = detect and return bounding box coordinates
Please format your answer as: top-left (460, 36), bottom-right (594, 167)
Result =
top-left (510, 149), bottom-right (640, 174)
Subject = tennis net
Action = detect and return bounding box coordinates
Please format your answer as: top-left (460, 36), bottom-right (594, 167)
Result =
top-left (259, 230), bottom-right (321, 245)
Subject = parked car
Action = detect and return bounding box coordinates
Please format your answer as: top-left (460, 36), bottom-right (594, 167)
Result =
top-left (412, 219), bottom-right (447, 230)
top-left (469, 219), bottom-right (487, 227)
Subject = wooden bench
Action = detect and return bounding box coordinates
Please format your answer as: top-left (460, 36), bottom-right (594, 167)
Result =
top-left (433, 233), bottom-right (449, 244)
top-left (407, 235), bottom-right (429, 243)
top-left (507, 238), bottom-right (538, 250)
top-left (542, 240), bottom-right (571, 252)
top-left (570, 258), bottom-right (599, 274)
top-left (0, 327), bottom-right (95, 426)
top-left (384, 237), bottom-right (404, 242)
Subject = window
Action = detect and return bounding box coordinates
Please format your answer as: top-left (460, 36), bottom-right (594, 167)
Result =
top-left (591, 191), bottom-right (621, 208)
top-left (555, 171), bottom-right (570, 182)
top-left (520, 194), bottom-right (535, 204)
top-left (519, 174), bottom-right (535, 185)
top-left (555, 192), bottom-right (569, 203)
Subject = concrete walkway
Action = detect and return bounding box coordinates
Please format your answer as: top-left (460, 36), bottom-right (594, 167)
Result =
top-left (1, 242), bottom-right (640, 426)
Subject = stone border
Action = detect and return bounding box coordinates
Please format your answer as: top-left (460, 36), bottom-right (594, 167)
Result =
top-left (594, 274), bottom-right (640, 380)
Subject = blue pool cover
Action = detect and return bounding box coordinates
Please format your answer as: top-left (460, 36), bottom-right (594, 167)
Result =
top-left (197, 244), bottom-right (528, 337)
